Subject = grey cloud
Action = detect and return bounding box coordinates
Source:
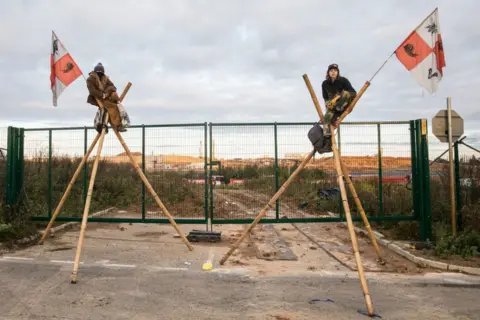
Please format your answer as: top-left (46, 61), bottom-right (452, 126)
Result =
top-left (0, 0), bottom-right (479, 150)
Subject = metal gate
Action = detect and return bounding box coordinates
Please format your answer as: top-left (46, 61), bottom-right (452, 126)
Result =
top-left (208, 120), bottom-right (432, 240)
top-left (6, 120), bottom-right (432, 240)
top-left (21, 124), bottom-right (209, 225)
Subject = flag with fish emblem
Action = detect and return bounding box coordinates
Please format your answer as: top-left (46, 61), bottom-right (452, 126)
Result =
top-left (50, 31), bottom-right (83, 106)
top-left (394, 8), bottom-right (446, 93)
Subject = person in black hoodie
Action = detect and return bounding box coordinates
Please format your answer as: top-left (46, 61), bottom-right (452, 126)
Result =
top-left (321, 63), bottom-right (356, 136)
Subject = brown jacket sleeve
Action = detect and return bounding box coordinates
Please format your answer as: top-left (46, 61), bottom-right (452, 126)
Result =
top-left (104, 78), bottom-right (117, 96)
top-left (86, 76), bottom-right (104, 99)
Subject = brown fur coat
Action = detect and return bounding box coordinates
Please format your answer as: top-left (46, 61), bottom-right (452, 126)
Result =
top-left (86, 71), bottom-right (117, 106)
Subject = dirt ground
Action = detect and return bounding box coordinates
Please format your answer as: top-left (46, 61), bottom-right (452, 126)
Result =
top-left (15, 207), bottom-right (440, 277)
top-left (9, 186), bottom-right (474, 276)
top-left (209, 188), bottom-right (437, 275)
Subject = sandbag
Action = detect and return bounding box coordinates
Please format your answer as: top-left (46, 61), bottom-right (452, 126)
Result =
top-left (308, 123), bottom-right (332, 154)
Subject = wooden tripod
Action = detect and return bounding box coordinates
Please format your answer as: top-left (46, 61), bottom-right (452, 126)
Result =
top-left (38, 83), bottom-right (194, 283)
top-left (220, 75), bottom-right (382, 316)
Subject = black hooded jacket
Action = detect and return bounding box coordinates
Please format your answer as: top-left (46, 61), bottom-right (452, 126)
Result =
top-left (321, 76), bottom-right (356, 101)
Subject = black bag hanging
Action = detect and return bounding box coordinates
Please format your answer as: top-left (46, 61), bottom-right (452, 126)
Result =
top-left (307, 123), bottom-right (332, 154)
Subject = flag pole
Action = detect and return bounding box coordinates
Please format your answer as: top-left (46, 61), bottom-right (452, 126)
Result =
top-left (367, 7), bottom-right (439, 83)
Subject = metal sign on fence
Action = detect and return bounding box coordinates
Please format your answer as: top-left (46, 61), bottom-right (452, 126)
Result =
top-left (432, 109), bottom-right (464, 143)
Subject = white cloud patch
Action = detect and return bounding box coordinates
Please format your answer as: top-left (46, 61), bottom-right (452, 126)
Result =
top-left (0, 0), bottom-right (479, 157)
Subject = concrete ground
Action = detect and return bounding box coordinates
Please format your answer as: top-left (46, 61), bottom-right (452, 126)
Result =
top-left (0, 258), bottom-right (479, 320)
top-left (1, 209), bottom-right (480, 319)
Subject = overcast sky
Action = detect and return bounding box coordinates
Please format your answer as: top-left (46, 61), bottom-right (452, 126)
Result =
top-left (0, 0), bottom-right (478, 157)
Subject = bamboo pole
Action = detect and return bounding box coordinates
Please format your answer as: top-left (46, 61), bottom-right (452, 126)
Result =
top-left (330, 125), bottom-right (374, 316)
top-left (112, 128), bottom-right (194, 251)
top-left (39, 83), bottom-right (132, 244)
top-left (219, 150), bottom-right (315, 265)
top-left (339, 158), bottom-right (384, 263)
top-left (302, 74), bottom-right (325, 124)
top-left (336, 81), bottom-right (370, 125)
top-left (71, 111), bottom-right (109, 284)
top-left (302, 74), bottom-right (382, 261)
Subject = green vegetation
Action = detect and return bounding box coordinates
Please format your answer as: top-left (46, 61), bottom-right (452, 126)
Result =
top-left (0, 153), bottom-right (205, 242)
top-left (2, 151), bottom-right (479, 263)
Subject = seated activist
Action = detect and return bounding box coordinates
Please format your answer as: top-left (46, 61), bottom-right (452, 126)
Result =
top-left (86, 63), bottom-right (130, 133)
top-left (321, 63), bottom-right (356, 136)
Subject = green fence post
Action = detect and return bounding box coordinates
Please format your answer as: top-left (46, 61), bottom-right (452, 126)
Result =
top-left (454, 141), bottom-right (462, 231)
top-left (417, 119), bottom-right (432, 241)
top-left (18, 128), bottom-right (24, 205)
top-left (274, 122), bottom-right (279, 221)
top-left (204, 122), bottom-right (208, 228)
top-left (83, 126), bottom-right (88, 205)
top-left (377, 123), bottom-right (384, 217)
top-left (5, 127), bottom-right (12, 212)
top-left (209, 123), bottom-right (214, 225)
top-left (4, 127), bottom-right (12, 222)
top-left (142, 125), bottom-right (146, 221)
top-left (48, 129), bottom-right (52, 218)
top-left (415, 120), bottom-right (426, 240)
top-left (5, 127), bottom-right (24, 222)
top-left (409, 120), bottom-right (419, 220)
top-left (11, 128), bottom-right (18, 207)
top-left (421, 119), bottom-right (432, 241)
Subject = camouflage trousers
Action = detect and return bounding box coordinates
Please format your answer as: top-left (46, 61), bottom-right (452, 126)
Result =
top-left (324, 91), bottom-right (355, 135)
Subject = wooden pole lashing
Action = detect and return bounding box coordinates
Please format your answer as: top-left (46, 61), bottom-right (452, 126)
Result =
top-left (39, 83), bottom-right (132, 244)
top-left (219, 150), bottom-right (315, 265)
top-left (330, 124), bottom-right (374, 316)
top-left (112, 128), bottom-right (194, 251)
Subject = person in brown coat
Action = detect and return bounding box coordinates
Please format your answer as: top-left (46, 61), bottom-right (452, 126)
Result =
top-left (86, 63), bottom-right (126, 132)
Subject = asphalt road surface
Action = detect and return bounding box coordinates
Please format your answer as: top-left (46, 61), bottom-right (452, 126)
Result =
top-left (0, 258), bottom-right (479, 320)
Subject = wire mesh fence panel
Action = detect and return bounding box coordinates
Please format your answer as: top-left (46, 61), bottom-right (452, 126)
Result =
top-left (456, 144), bottom-right (480, 232)
top-left (430, 142), bottom-right (480, 233)
top-left (335, 123), bottom-right (380, 218)
top-left (16, 121), bottom-right (419, 225)
top-left (378, 123), bottom-right (413, 217)
top-left (92, 127), bottom-right (144, 219)
top-left (276, 123), bottom-right (334, 220)
top-left (49, 129), bottom-right (88, 218)
top-left (143, 125), bottom-right (206, 221)
top-left (429, 143), bottom-right (454, 228)
top-left (0, 127), bottom-right (7, 221)
top-left (210, 124), bottom-right (276, 222)
top-left (23, 130), bottom-right (50, 217)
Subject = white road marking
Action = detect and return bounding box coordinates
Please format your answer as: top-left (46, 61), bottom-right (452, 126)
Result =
top-left (148, 266), bottom-right (189, 271)
top-left (1, 256), bottom-right (34, 261)
top-left (102, 263), bottom-right (136, 268)
top-left (50, 260), bottom-right (84, 264)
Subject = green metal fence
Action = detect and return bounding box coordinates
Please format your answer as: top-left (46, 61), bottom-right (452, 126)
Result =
top-left (429, 138), bottom-right (480, 235)
top-left (3, 127), bottom-right (24, 223)
top-left (0, 127), bottom-right (7, 221)
top-left (23, 124), bottom-right (208, 224)
top-left (5, 120), bottom-right (432, 239)
top-left (209, 120), bottom-right (430, 239)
